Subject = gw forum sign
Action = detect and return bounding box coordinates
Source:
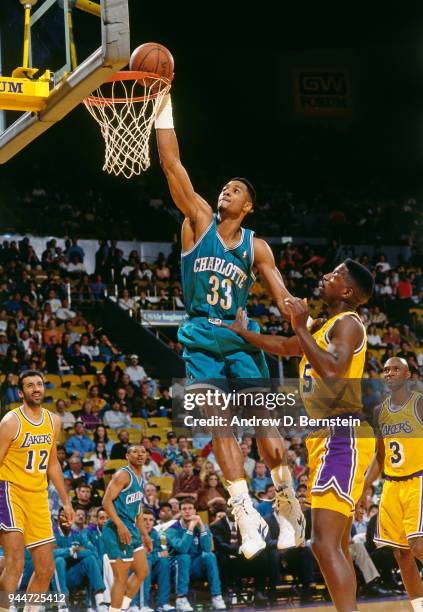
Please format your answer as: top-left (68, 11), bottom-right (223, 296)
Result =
top-left (293, 69), bottom-right (352, 118)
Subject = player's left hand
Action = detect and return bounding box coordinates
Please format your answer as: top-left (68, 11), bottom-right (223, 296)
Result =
top-left (62, 502), bottom-right (75, 527)
top-left (143, 534), bottom-right (153, 552)
top-left (284, 297), bottom-right (309, 331)
top-left (221, 307), bottom-right (248, 335)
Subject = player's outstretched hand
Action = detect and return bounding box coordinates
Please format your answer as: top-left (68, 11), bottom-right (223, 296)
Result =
top-left (62, 502), bottom-right (75, 527)
top-left (118, 522), bottom-right (132, 545)
top-left (221, 307), bottom-right (248, 335)
top-left (284, 297), bottom-right (309, 332)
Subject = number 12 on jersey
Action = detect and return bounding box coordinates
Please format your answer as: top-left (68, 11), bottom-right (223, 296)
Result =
top-left (25, 449), bottom-right (49, 472)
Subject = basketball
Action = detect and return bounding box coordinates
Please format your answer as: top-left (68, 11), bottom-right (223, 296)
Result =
top-left (129, 42), bottom-right (174, 88)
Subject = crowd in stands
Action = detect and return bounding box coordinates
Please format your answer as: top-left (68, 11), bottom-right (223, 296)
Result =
top-left (3, 177), bottom-right (422, 245)
top-left (0, 231), bottom-right (421, 608)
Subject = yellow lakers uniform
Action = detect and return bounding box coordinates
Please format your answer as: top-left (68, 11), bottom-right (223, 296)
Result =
top-left (0, 406), bottom-right (55, 548)
top-left (375, 391), bottom-right (423, 548)
top-left (299, 311), bottom-right (375, 516)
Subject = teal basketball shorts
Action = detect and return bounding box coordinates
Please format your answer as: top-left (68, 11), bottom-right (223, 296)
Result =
top-left (177, 316), bottom-right (270, 388)
top-left (102, 520), bottom-right (142, 563)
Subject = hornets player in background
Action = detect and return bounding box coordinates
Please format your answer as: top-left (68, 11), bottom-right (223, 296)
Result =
top-left (102, 445), bottom-right (152, 612)
top-left (362, 357), bottom-right (423, 612)
top-left (154, 94), bottom-right (304, 559)
top-left (224, 260), bottom-right (375, 612)
top-left (0, 370), bottom-right (74, 612)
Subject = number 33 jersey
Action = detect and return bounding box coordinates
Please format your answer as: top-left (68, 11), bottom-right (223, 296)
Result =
top-left (0, 406), bottom-right (54, 492)
top-left (378, 391), bottom-right (423, 478)
top-left (181, 214), bottom-right (255, 320)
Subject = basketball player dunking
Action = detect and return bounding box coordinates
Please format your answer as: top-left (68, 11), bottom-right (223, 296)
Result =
top-left (225, 260), bottom-right (375, 612)
top-left (154, 94), bottom-right (305, 559)
top-left (362, 357), bottom-right (423, 612)
top-left (0, 370), bottom-right (74, 612)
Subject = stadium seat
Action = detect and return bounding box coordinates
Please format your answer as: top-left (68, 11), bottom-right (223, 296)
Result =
top-left (80, 374), bottom-right (97, 386)
top-left (91, 361), bottom-right (105, 373)
top-left (61, 374), bottom-right (83, 386)
top-left (44, 374), bottom-right (62, 388)
top-left (198, 510), bottom-right (209, 525)
top-left (44, 389), bottom-right (68, 402)
top-left (131, 417), bottom-right (147, 428)
top-left (149, 476), bottom-right (174, 501)
top-left (117, 361), bottom-right (127, 370)
top-left (104, 459), bottom-right (127, 473)
top-left (147, 417), bottom-right (172, 428)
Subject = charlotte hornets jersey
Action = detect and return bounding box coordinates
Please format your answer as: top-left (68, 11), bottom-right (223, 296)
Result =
top-left (113, 466), bottom-right (144, 525)
top-left (379, 391), bottom-right (423, 477)
top-left (181, 214), bottom-right (255, 319)
top-left (0, 406), bottom-right (54, 492)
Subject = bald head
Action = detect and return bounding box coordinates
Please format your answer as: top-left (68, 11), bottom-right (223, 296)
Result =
top-left (383, 357), bottom-right (411, 389)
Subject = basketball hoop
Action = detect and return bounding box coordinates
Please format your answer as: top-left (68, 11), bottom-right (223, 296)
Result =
top-left (84, 71), bottom-right (171, 179)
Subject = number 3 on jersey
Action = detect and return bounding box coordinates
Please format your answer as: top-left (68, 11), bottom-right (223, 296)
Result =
top-left (388, 440), bottom-right (405, 468)
top-left (207, 275), bottom-right (232, 310)
top-left (25, 449), bottom-right (49, 472)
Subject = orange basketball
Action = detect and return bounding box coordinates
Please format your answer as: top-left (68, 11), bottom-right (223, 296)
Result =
top-left (129, 42), bottom-right (174, 88)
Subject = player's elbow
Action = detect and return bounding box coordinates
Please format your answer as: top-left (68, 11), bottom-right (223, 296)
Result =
top-left (159, 152), bottom-right (179, 175)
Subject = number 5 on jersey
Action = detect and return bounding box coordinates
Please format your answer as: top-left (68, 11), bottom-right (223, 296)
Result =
top-left (207, 275), bottom-right (232, 310)
top-left (25, 449), bottom-right (49, 472)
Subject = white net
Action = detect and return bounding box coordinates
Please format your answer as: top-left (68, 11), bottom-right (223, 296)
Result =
top-left (84, 74), bottom-right (171, 179)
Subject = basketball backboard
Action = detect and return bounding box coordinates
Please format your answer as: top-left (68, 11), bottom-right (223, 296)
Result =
top-left (0, 0), bottom-right (130, 163)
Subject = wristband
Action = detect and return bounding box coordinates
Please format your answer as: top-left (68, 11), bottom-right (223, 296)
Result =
top-left (155, 94), bottom-right (174, 129)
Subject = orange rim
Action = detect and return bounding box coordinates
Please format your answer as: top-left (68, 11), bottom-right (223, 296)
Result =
top-left (84, 71), bottom-right (172, 106)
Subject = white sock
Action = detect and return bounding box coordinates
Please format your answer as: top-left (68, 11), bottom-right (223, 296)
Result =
top-left (271, 464), bottom-right (292, 489)
top-left (23, 607), bottom-right (41, 612)
top-left (227, 479), bottom-right (249, 498)
top-left (122, 595), bottom-right (132, 609)
top-left (411, 597), bottom-right (423, 610)
top-left (109, 608), bottom-right (121, 612)
top-left (95, 592), bottom-right (104, 606)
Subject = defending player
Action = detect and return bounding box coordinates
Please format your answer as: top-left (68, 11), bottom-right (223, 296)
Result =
top-left (102, 445), bottom-right (152, 612)
top-left (154, 94), bottom-right (304, 559)
top-left (362, 357), bottom-right (423, 612)
top-left (0, 370), bottom-right (74, 612)
top-left (224, 260), bottom-right (375, 612)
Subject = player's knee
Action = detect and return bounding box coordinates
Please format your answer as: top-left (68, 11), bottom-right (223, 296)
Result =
top-left (201, 551), bottom-right (215, 564)
top-left (311, 536), bottom-right (337, 560)
top-left (34, 558), bottom-right (55, 581)
top-left (409, 538), bottom-right (423, 561)
top-left (4, 553), bottom-right (24, 578)
top-left (177, 553), bottom-right (191, 565)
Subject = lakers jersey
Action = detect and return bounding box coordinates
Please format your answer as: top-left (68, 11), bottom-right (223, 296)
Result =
top-left (0, 406), bottom-right (54, 492)
top-left (112, 466), bottom-right (144, 525)
top-left (299, 311), bottom-right (367, 418)
top-left (379, 391), bottom-right (423, 477)
top-left (181, 214), bottom-right (255, 319)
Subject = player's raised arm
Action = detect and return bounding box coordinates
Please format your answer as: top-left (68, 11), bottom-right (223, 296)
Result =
top-left (222, 307), bottom-right (302, 356)
top-left (285, 297), bottom-right (363, 378)
top-left (155, 95), bottom-right (212, 224)
top-left (102, 470), bottom-right (133, 545)
top-left (0, 413), bottom-right (19, 467)
top-left (253, 238), bottom-right (295, 317)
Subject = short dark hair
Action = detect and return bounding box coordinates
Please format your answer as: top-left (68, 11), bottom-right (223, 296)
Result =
top-left (344, 259), bottom-right (374, 304)
top-left (160, 502), bottom-right (172, 510)
top-left (18, 370), bottom-right (45, 390)
top-left (143, 508), bottom-right (155, 517)
top-left (180, 497), bottom-right (196, 509)
top-left (230, 177), bottom-right (256, 205)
